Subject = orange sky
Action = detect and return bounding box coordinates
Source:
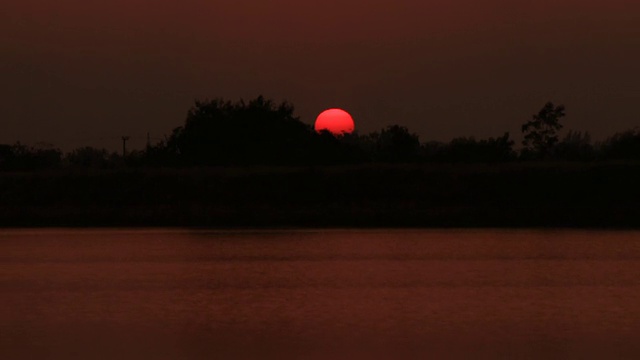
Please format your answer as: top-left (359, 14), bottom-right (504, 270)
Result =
top-left (2, 0), bottom-right (639, 150)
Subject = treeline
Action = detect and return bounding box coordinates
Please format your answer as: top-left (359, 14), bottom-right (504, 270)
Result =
top-left (1, 96), bottom-right (639, 171)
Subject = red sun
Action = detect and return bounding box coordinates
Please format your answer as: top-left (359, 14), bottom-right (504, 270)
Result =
top-left (314, 108), bottom-right (355, 135)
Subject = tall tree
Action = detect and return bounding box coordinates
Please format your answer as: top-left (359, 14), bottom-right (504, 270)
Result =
top-left (522, 102), bottom-right (565, 159)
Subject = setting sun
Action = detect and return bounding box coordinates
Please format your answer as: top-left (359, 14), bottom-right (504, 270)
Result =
top-left (314, 108), bottom-right (355, 135)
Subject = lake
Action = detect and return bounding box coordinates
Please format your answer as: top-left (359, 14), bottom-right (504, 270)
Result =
top-left (2, 229), bottom-right (640, 359)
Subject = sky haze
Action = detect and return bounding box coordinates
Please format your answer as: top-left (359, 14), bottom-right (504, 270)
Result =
top-left (2, 0), bottom-right (639, 150)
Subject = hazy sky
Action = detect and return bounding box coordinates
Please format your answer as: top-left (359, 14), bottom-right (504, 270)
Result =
top-left (2, 0), bottom-right (639, 150)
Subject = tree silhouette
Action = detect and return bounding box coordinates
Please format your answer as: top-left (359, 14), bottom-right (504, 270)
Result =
top-left (65, 147), bottom-right (112, 168)
top-left (522, 102), bottom-right (565, 159)
top-left (5, 95), bottom-right (640, 171)
top-left (374, 125), bottom-right (420, 162)
top-left (554, 131), bottom-right (595, 161)
top-left (166, 96), bottom-right (312, 165)
top-left (601, 128), bottom-right (640, 160)
top-left (434, 133), bottom-right (515, 163)
top-left (0, 144), bottom-right (11, 169)
top-left (0, 143), bottom-right (62, 170)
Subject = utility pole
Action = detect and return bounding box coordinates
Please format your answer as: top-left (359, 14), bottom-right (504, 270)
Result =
top-left (146, 132), bottom-right (151, 148)
top-left (122, 136), bottom-right (130, 157)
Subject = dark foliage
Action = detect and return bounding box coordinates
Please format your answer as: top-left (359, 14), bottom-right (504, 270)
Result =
top-left (151, 96), bottom-right (423, 166)
top-left (372, 125), bottom-right (421, 163)
top-left (0, 143), bottom-right (62, 171)
top-left (2, 97), bottom-right (640, 171)
top-left (600, 129), bottom-right (640, 160)
top-left (65, 147), bottom-right (115, 169)
top-left (3, 97), bottom-right (640, 228)
top-left (422, 133), bottom-right (516, 163)
top-left (166, 96), bottom-right (312, 166)
top-left (522, 102), bottom-right (565, 159)
top-left (0, 144), bottom-right (11, 168)
top-left (553, 131), bottom-right (595, 161)
top-left (2, 164), bottom-right (640, 227)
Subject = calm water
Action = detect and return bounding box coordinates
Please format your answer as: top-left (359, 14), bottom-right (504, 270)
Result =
top-left (2, 229), bottom-right (640, 359)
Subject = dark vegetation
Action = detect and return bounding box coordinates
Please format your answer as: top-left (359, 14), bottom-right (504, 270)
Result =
top-left (1, 164), bottom-right (639, 228)
top-left (1, 97), bottom-right (640, 227)
top-left (1, 98), bottom-right (639, 169)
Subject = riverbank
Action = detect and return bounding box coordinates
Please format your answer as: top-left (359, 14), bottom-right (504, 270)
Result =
top-left (1, 162), bottom-right (639, 228)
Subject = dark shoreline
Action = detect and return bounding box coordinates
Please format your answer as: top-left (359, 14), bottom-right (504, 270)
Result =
top-left (2, 162), bottom-right (639, 228)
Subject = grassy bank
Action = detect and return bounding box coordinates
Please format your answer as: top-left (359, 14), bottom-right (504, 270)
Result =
top-left (1, 163), bottom-right (639, 228)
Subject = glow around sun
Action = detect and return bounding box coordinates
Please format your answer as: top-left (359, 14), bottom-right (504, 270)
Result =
top-left (314, 108), bottom-right (355, 135)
